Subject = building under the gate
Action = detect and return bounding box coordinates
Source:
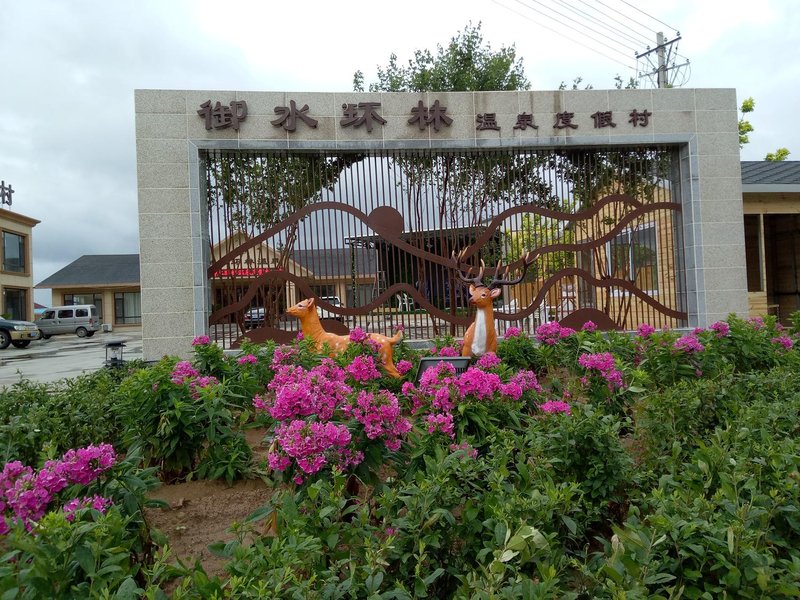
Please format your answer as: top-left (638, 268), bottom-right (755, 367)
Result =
top-left (135, 88), bottom-right (746, 361)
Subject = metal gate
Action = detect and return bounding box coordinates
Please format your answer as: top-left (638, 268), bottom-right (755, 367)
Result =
top-left (204, 146), bottom-right (687, 348)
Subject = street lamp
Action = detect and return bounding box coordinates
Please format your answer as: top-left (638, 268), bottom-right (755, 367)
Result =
top-left (104, 341), bottom-right (126, 368)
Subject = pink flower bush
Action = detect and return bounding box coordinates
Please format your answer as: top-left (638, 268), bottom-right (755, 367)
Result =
top-left (396, 360), bottom-right (413, 375)
top-left (438, 346), bottom-right (460, 357)
top-left (343, 390), bottom-right (412, 451)
top-left (63, 495), bottom-right (112, 521)
top-left (535, 322), bottom-right (575, 345)
top-left (349, 327), bottom-right (368, 343)
top-left (271, 345), bottom-right (299, 368)
top-left (191, 335), bottom-right (211, 346)
top-left (636, 323), bottom-right (656, 338)
top-left (503, 326), bottom-right (521, 339)
top-left (237, 354), bottom-right (258, 365)
top-left (582, 321), bottom-right (597, 333)
top-left (578, 352), bottom-right (625, 390)
top-left (170, 361), bottom-right (199, 385)
top-left (709, 321), bottom-right (730, 338)
top-left (539, 400), bottom-right (571, 415)
top-left (426, 413), bottom-right (455, 437)
top-left (772, 335), bottom-right (793, 351)
top-left (261, 360), bottom-right (351, 422)
top-left (1, 444), bottom-right (116, 532)
top-left (457, 367), bottom-right (503, 401)
top-left (256, 358), bottom-right (414, 481)
top-left (346, 355), bottom-right (382, 383)
top-left (271, 420), bottom-right (360, 475)
top-left (476, 352), bottom-right (501, 370)
top-left (673, 334), bottom-right (704, 354)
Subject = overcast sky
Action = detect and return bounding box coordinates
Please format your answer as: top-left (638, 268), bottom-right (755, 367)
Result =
top-left (1, 0), bottom-right (796, 305)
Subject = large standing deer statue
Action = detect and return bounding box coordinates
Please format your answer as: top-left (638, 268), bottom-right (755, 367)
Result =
top-left (286, 297), bottom-right (403, 378)
top-left (453, 249), bottom-right (535, 358)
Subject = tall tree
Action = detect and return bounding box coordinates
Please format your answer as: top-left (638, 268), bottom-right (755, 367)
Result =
top-left (353, 22), bottom-right (528, 93)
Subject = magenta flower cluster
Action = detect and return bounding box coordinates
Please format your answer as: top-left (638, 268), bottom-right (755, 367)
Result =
top-left (709, 321), bottom-right (730, 338)
top-left (476, 352), bottom-right (502, 370)
top-left (539, 400), bottom-right (571, 415)
top-left (636, 323), bottom-right (656, 338)
top-left (1, 444), bottom-right (116, 533)
top-left (772, 335), bottom-right (793, 351)
top-left (535, 321), bottom-right (575, 345)
top-left (396, 360), bottom-right (413, 375)
top-left (673, 334), bottom-right (705, 354)
top-left (578, 352), bottom-right (625, 390)
top-left (63, 495), bottom-right (112, 521)
top-left (170, 361), bottom-right (219, 397)
top-left (401, 362), bottom-right (542, 439)
top-left (582, 321), bottom-right (597, 333)
top-left (348, 327), bottom-right (368, 343)
top-left (346, 354), bottom-right (382, 383)
top-left (503, 326), bottom-right (521, 339)
top-left (343, 390), bottom-right (412, 451)
top-left (255, 358), bottom-right (413, 479)
top-left (237, 354), bottom-right (258, 365)
top-left (191, 335), bottom-right (211, 346)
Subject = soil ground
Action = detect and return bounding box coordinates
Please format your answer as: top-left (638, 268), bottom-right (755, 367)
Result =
top-left (144, 428), bottom-right (275, 579)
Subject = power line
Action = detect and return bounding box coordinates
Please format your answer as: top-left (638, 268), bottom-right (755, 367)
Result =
top-left (491, 0), bottom-right (636, 71)
top-left (509, 0), bottom-right (637, 61)
top-left (522, 0), bottom-right (639, 54)
top-left (619, 0), bottom-right (679, 34)
top-left (593, 0), bottom-right (665, 37)
top-left (566, 0), bottom-right (653, 48)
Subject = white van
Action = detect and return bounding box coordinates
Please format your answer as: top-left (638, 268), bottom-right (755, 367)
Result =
top-left (36, 305), bottom-right (101, 339)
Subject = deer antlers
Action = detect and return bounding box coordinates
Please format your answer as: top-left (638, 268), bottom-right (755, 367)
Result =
top-left (452, 249), bottom-right (535, 289)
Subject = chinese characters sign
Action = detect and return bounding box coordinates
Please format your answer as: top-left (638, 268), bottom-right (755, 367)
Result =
top-left (198, 100), bottom-right (248, 131)
top-left (197, 99), bottom-right (653, 135)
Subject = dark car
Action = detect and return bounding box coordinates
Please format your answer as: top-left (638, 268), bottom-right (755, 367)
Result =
top-left (0, 316), bottom-right (41, 349)
top-left (244, 307), bottom-right (266, 328)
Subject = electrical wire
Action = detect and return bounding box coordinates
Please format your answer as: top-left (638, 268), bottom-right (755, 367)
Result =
top-left (593, 0), bottom-right (666, 37)
top-left (565, 0), bottom-right (653, 48)
top-left (522, 0), bottom-right (640, 54)
top-left (491, 0), bottom-right (636, 71)
top-left (619, 0), bottom-right (679, 34)
top-left (508, 0), bottom-right (637, 61)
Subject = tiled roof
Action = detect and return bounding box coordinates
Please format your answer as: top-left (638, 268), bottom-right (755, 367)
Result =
top-left (741, 161), bottom-right (800, 185)
top-left (36, 254), bottom-right (140, 288)
top-left (292, 248), bottom-right (377, 278)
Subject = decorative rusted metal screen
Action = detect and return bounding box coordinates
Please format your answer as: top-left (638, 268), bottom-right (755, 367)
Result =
top-left (204, 146), bottom-right (687, 348)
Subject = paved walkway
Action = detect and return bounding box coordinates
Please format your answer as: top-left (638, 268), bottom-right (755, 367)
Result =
top-left (0, 328), bottom-right (143, 388)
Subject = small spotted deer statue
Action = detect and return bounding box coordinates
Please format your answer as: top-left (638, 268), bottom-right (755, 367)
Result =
top-left (286, 297), bottom-right (403, 378)
top-left (453, 249), bottom-right (535, 358)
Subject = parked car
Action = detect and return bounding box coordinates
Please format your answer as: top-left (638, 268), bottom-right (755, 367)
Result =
top-left (36, 305), bottom-right (101, 339)
top-left (0, 316), bottom-right (41, 349)
top-left (318, 296), bottom-right (344, 321)
top-left (244, 306), bottom-right (266, 328)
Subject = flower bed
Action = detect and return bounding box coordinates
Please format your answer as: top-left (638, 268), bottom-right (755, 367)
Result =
top-left (2, 313), bottom-right (800, 597)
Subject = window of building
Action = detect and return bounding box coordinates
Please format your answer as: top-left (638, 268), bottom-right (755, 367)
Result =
top-left (64, 293), bottom-right (103, 321)
top-left (744, 215), bottom-right (763, 292)
top-left (607, 223), bottom-right (659, 293)
top-left (114, 292), bottom-right (141, 325)
top-left (3, 288), bottom-right (27, 320)
top-left (2, 231), bottom-right (25, 273)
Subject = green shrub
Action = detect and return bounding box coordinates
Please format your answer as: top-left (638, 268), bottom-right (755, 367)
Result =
top-left (0, 369), bottom-right (126, 466)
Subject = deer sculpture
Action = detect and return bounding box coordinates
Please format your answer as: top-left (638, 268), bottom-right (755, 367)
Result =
top-left (285, 297), bottom-right (403, 378)
top-left (453, 249), bottom-right (535, 358)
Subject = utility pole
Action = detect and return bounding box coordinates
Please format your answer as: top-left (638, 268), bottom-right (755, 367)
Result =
top-left (656, 32), bottom-right (667, 88)
top-left (636, 32), bottom-right (689, 88)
